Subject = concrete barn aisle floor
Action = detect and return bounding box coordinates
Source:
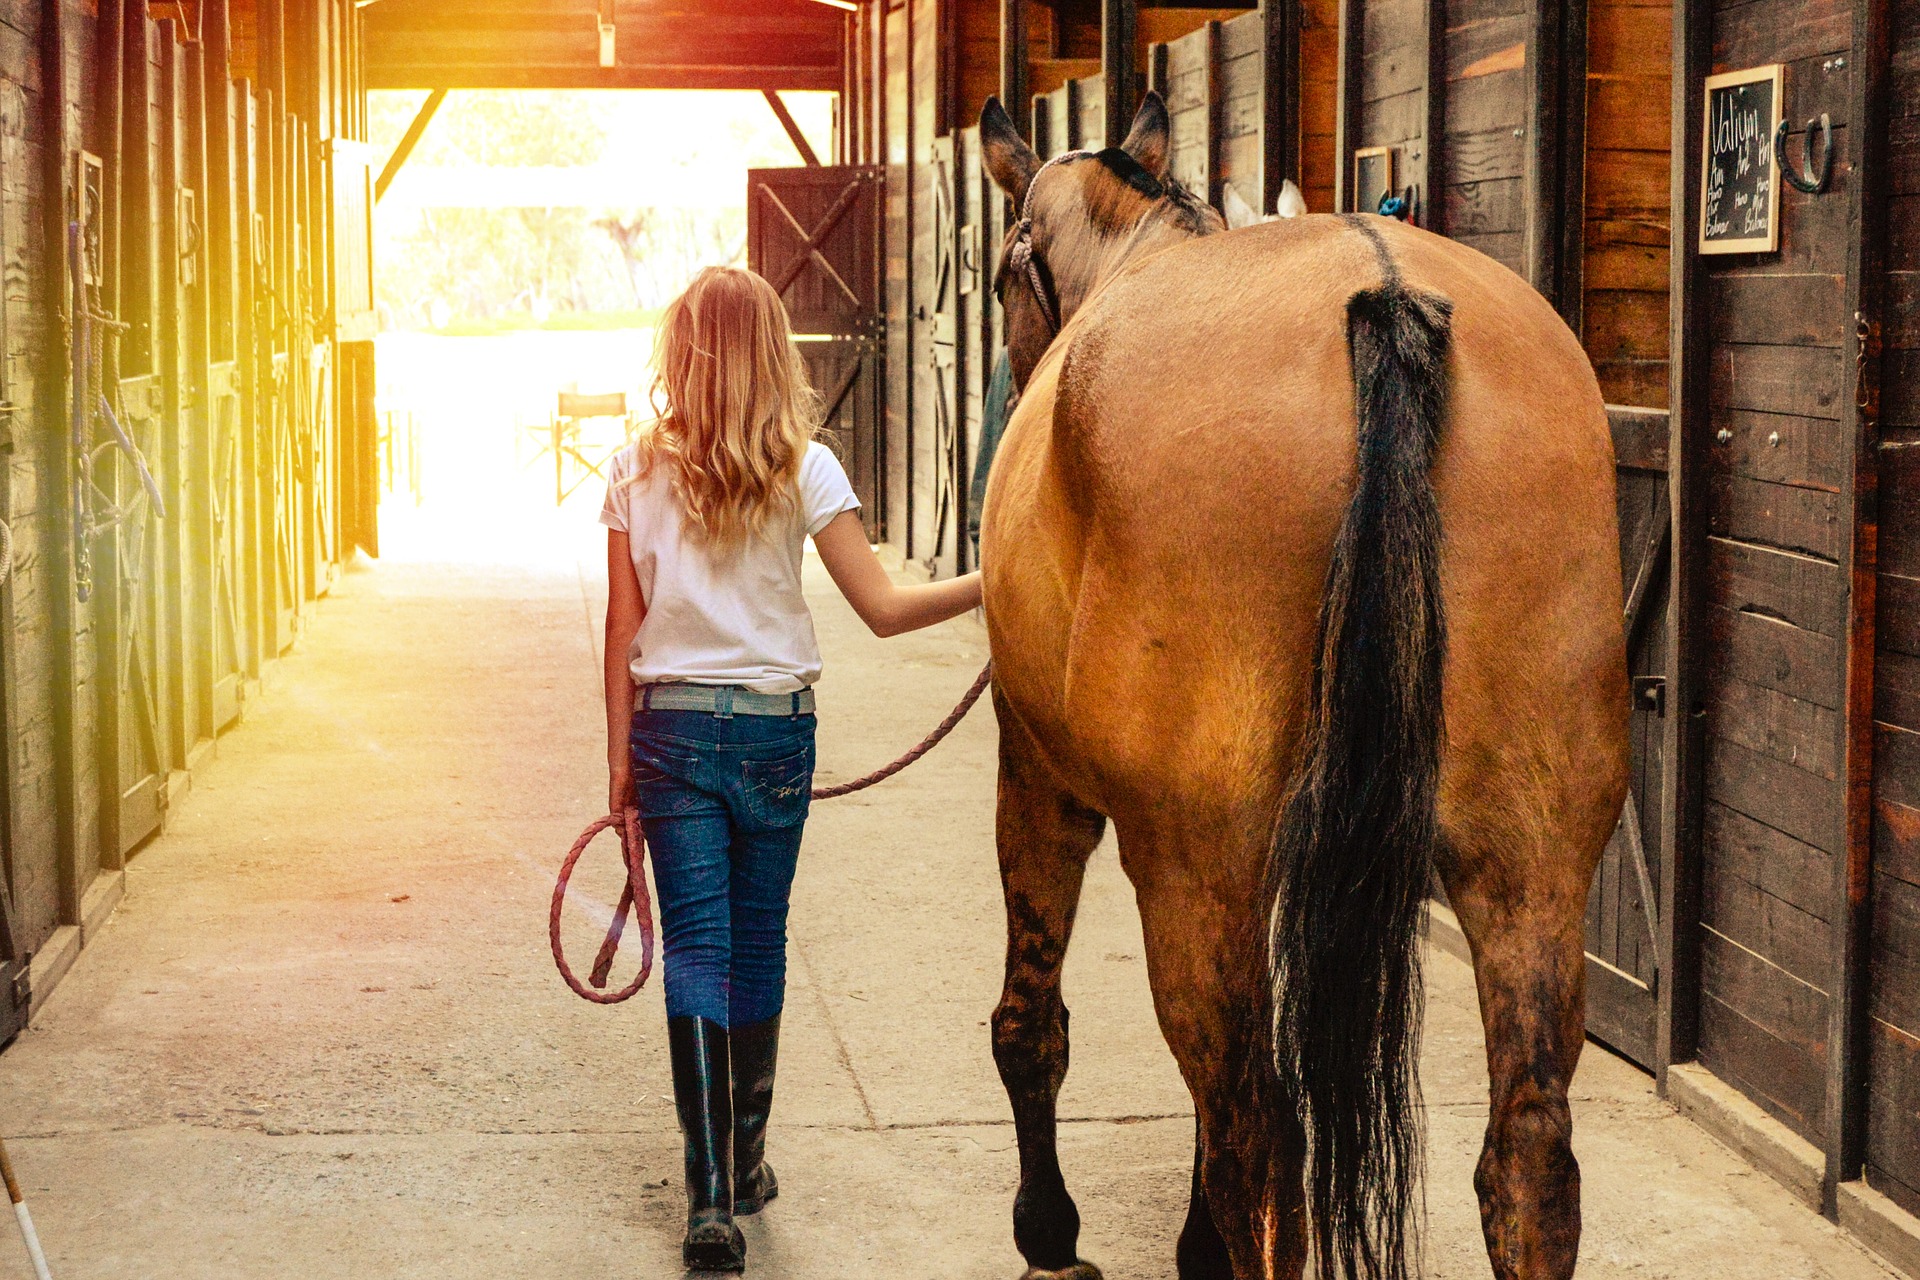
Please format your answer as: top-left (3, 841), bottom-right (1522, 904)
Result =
top-left (0, 554), bottom-right (1901, 1279)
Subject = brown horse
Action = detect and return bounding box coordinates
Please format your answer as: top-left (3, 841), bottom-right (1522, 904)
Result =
top-left (973, 92), bottom-right (1628, 1280)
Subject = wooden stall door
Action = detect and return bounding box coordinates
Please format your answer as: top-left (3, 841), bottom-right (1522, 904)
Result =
top-left (1584, 407), bottom-right (1672, 1067)
top-left (923, 135), bottom-right (963, 578)
top-left (305, 340), bottom-right (338, 596)
top-left (207, 362), bottom-right (248, 731)
top-left (746, 164), bottom-right (886, 540)
top-left (268, 350), bottom-right (299, 655)
top-left (99, 377), bottom-right (170, 861)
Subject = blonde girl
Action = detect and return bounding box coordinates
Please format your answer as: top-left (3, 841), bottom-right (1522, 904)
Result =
top-left (600, 266), bottom-right (980, 1271)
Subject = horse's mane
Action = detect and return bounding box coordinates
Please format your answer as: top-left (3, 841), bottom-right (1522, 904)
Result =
top-left (1078, 148), bottom-right (1218, 239)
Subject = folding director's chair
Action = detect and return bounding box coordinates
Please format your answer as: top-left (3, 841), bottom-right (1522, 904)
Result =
top-left (545, 390), bottom-right (633, 506)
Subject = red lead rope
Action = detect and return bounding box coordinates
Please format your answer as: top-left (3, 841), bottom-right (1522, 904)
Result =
top-left (549, 662), bottom-right (994, 1004)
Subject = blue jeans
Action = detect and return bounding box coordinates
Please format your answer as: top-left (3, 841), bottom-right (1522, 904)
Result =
top-left (630, 703), bottom-right (816, 1027)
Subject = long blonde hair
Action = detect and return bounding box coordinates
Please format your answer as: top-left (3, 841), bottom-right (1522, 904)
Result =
top-left (634, 266), bottom-right (819, 547)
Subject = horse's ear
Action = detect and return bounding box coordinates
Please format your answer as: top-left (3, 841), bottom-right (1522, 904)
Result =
top-left (1119, 91), bottom-right (1171, 180)
top-left (981, 96), bottom-right (1042, 209)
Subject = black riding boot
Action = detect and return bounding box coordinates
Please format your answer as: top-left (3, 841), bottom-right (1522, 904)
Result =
top-left (667, 1017), bottom-right (745, 1272)
top-left (731, 1014), bottom-right (781, 1215)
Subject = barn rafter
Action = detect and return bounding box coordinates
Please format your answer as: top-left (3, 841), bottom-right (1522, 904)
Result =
top-left (362, 0), bottom-right (848, 92)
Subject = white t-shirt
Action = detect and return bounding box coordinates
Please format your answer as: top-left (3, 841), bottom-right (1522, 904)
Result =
top-left (599, 440), bottom-right (861, 693)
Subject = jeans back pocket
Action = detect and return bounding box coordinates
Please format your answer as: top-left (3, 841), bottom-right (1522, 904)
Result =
top-left (741, 748), bottom-right (814, 831)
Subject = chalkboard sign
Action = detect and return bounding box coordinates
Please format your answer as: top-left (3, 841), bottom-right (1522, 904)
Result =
top-left (1699, 64), bottom-right (1782, 254)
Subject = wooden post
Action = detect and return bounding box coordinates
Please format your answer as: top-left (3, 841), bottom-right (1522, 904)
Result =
top-left (1001, 0), bottom-right (1029, 140)
top-left (38, 0), bottom-right (85, 932)
top-left (185, 36), bottom-right (217, 746)
top-left (205, 0), bottom-right (235, 361)
top-left (1260, 0), bottom-right (1301, 214)
top-left (374, 87), bottom-right (446, 203)
top-left (1203, 21), bottom-right (1223, 212)
top-left (122, 0), bottom-right (155, 375)
top-left (1825, 0), bottom-right (1891, 1212)
top-left (1654, 0), bottom-right (1710, 1090)
top-left (234, 85), bottom-right (265, 679)
top-left (157, 20), bottom-right (187, 769)
top-left (1419, 0), bottom-right (1442, 226)
top-left (1102, 0), bottom-right (1137, 144)
top-left (1333, 0), bottom-right (1360, 210)
top-left (1524, 0), bottom-right (1587, 317)
top-left (763, 90), bottom-right (822, 167)
top-left (96, 0), bottom-right (125, 393)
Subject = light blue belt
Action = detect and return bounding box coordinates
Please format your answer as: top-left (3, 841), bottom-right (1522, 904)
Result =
top-left (638, 683), bottom-right (815, 717)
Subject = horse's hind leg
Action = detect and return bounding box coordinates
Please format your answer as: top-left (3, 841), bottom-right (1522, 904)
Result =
top-left (1440, 830), bottom-right (1595, 1280)
top-left (1174, 1120), bottom-right (1232, 1279)
top-left (992, 701), bottom-right (1107, 1279)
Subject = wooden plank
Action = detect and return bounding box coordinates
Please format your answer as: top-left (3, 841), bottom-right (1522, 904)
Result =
top-left (1706, 732), bottom-right (1843, 853)
top-left (1709, 536), bottom-right (1845, 635)
top-left (1610, 405), bottom-right (1670, 471)
top-left (1710, 343), bottom-right (1848, 421)
top-left (1585, 78), bottom-right (1672, 152)
top-left (1708, 472), bottom-right (1842, 560)
top-left (1440, 175), bottom-right (1522, 234)
top-left (1707, 410), bottom-right (1844, 493)
top-left (1446, 126), bottom-right (1524, 182)
top-left (1585, 289), bottom-right (1672, 360)
top-left (1706, 799), bottom-right (1833, 922)
top-left (1875, 652), bottom-right (1920, 732)
top-left (1441, 64), bottom-right (1523, 133)
top-left (1708, 674), bottom-right (1842, 781)
top-left (1880, 572), bottom-right (1920, 660)
top-left (1707, 274), bottom-right (1848, 347)
top-left (1866, 1017), bottom-right (1920, 1215)
top-left (1699, 985), bottom-right (1830, 1140)
top-left (1710, 604), bottom-right (1845, 711)
top-left (1711, 0), bottom-right (1852, 69)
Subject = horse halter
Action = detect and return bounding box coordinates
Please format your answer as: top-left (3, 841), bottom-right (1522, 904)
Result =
top-left (1000, 149), bottom-right (1091, 338)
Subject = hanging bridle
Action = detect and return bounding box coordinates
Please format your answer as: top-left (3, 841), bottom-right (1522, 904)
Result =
top-left (998, 149), bottom-right (1092, 338)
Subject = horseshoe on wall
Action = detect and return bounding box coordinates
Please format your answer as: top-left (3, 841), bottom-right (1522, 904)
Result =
top-left (1774, 113), bottom-right (1833, 195)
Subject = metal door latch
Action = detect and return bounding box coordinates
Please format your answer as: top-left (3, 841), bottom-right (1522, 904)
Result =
top-left (1632, 676), bottom-right (1666, 716)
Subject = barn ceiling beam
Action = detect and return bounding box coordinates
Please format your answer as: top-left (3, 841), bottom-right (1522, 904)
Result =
top-left (374, 86), bottom-right (447, 203)
top-left (369, 65), bottom-right (840, 92)
top-left (363, 0), bottom-right (843, 91)
top-left (762, 89), bottom-right (821, 167)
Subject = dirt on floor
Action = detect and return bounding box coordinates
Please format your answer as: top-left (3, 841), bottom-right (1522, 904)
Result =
top-left (0, 552), bottom-right (1901, 1279)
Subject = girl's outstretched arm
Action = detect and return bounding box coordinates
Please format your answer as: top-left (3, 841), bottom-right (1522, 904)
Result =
top-left (604, 530), bottom-right (646, 814)
top-left (813, 510), bottom-right (982, 637)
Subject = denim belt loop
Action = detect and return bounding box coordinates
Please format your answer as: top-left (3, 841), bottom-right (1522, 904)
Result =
top-left (790, 690), bottom-right (801, 719)
top-left (641, 684), bottom-right (653, 712)
top-left (714, 686), bottom-right (735, 719)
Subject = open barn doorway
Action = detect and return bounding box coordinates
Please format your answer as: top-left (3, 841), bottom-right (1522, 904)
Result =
top-left (364, 89), bottom-right (842, 566)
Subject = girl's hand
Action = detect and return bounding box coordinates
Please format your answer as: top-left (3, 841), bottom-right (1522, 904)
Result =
top-left (609, 761), bottom-right (633, 817)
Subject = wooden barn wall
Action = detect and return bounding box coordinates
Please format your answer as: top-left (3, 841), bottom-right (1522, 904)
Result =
top-left (1433, 0), bottom-right (1525, 271)
top-left (1581, 0), bottom-right (1671, 408)
top-left (1869, 0), bottom-right (1920, 1218)
top-left (1343, 0), bottom-right (1433, 219)
top-left (1301, 0), bottom-right (1340, 209)
top-left (1692, 0), bottom-right (1858, 1151)
top-left (0, 0), bottom-right (367, 1030)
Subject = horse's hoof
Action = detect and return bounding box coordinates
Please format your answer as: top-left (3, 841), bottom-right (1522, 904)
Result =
top-left (1019, 1264), bottom-right (1103, 1280)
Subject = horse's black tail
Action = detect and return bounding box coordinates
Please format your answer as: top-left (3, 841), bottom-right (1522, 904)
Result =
top-left (1268, 258), bottom-right (1452, 1280)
